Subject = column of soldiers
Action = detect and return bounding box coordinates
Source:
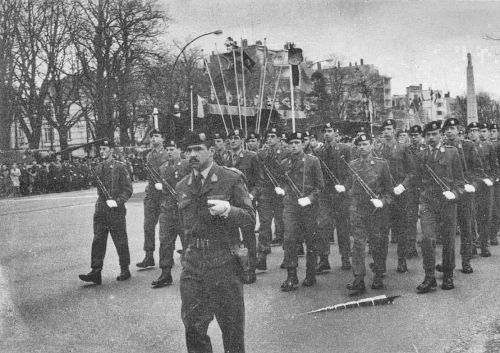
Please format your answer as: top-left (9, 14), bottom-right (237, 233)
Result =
top-left (78, 119), bottom-right (500, 353)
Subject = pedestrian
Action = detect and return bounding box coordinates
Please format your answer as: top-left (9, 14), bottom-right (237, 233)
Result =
top-left (10, 163), bottom-right (21, 197)
top-left (176, 130), bottom-right (255, 353)
top-left (151, 139), bottom-right (190, 288)
top-left (345, 134), bottom-right (393, 294)
top-left (279, 132), bottom-right (325, 291)
top-left (79, 138), bottom-right (133, 285)
top-left (415, 121), bottom-right (464, 293)
top-left (136, 129), bottom-right (170, 269)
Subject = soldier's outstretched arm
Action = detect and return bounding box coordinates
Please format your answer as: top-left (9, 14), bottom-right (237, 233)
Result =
top-left (117, 166), bottom-right (133, 204)
top-left (228, 176), bottom-right (256, 230)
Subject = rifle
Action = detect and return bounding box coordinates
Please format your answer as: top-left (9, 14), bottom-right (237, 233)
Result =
top-left (268, 158), bottom-right (304, 199)
top-left (407, 145), bottom-right (452, 192)
top-left (88, 161), bottom-right (112, 200)
top-left (310, 148), bottom-right (341, 185)
top-left (56, 138), bottom-right (106, 157)
top-left (144, 162), bottom-right (178, 197)
top-left (340, 155), bottom-right (378, 199)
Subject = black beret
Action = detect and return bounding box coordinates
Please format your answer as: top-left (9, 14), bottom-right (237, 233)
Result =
top-left (212, 132), bottom-right (226, 140)
top-left (165, 140), bottom-right (177, 148)
top-left (442, 118), bottom-right (460, 130)
top-left (354, 133), bottom-right (371, 145)
top-left (286, 132), bottom-right (305, 143)
top-left (424, 121), bottom-right (442, 133)
top-left (247, 133), bottom-right (260, 139)
top-left (409, 125), bottom-right (423, 134)
top-left (183, 130), bottom-right (210, 147)
top-left (479, 123), bottom-right (489, 129)
top-left (490, 123), bottom-right (499, 130)
top-left (265, 127), bottom-right (281, 136)
top-left (382, 119), bottom-right (396, 128)
top-left (99, 138), bottom-right (115, 148)
top-left (322, 122), bottom-right (339, 133)
top-left (149, 128), bottom-right (163, 137)
top-left (467, 122), bottom-right (480, 130)
top-left (227, 129), bottom-right (244, 138)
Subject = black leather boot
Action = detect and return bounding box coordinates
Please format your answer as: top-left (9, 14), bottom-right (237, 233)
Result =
top-left (416, 277), bottom-right (437, 294)
top-left (79, 268), bottom-right (102, 285)
top-left (441, 273), bottom-right (454, 290)
top-left (461, 260), bottom-right (473, 274)
top-left (346, 277), bottom-right (366, 294)
top-left (136, 251), bottom-right (155, 268)
top-left (396, 258), bottom-right (408, 273)
top-left (303, 250), bottom-right (317, 286)
top-left (281, 268), bottom-right (299, 292)
top-left (371, 274), bottom-right (384, 289)
top-left (151, 267), bottom-right (173, 288)
top-left (481, 247), bottom-right (492, 257)
top-left (315, 255), bottom-right (331, 274)
top-left (117, 266), bottom-right (131, 281)
top-left (255, 253), bottom-right (267, 271)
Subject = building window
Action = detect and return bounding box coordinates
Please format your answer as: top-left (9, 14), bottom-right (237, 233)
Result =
top-left (68, 128), bottom-right (72, 141)
top-left (437, 111), bottom-right (443, 116)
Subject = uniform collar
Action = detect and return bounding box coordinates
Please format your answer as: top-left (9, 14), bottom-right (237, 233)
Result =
top-left (193, 162), bottom-right (213, 180)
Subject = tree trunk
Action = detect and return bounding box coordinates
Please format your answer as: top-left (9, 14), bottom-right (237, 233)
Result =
top-left (58, 127), bottom-right (69, 159)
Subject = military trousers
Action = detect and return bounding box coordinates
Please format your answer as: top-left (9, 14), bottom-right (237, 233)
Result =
top-left (350, 204), bottom-right (388, 278)
top-left (419, 196), bottom-right (456, 277)
top-left (282, 201), bottom-right (318, 272)
top-left (406, 187), bottom-right (420, 245)
top-left (158, 205), bottom-right (184, 269)
top-left (91, 202), bottom-right (130, 269)
top-left (457, 193), bottom-right (475, 261)
top-left (316, 191), bottom-right (351, 258)
top-left (383, 193), bottom-right (410, 259)
top-left (257, 190), bottom-right (284, 254)
top-left (490, 183), bottom-right (500, 240)
top-left (475, 184), bottom-right (493, 247)
top-left (143, 188), bottom-right (162, 252)
top-left (180, 264), bottom-right (245, 353)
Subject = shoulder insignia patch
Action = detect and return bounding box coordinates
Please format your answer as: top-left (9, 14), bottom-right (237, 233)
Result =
top-left (440, 147), bottom-right (446, 153)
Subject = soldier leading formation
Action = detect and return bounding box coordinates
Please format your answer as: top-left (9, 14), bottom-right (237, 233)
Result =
top-left (77, 119), bottom-right (500, 353)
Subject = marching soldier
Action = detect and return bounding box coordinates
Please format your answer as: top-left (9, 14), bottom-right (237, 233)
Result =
top-left (246, 132), bottom-right (260, 152)
top-left (137, 129), bottom-right (170, 269)
top-left (468, 122), bottom-right (499, 257)
top-left (315, 123), bottom-right (352, 272)
top-left (212, 131), bottom-right (226, 166)
top-left (255, 127), bottom-right (288, 270)
top-left (221, 128), bottom-right (259, 284)
top-left (374, 119), bottom-right (416, 273)
top-left (345, 134), bottom-right (393, 294)
top-left (79, 138), bottom-right (133, 284)
top-left (415, 121), bottom-right (464, 293)
top-left (441, 118), bottom-right (483, 274)
top-left (489, 123), bottom-right (500, 245)
top-left (151, 139), bottom-right (190, 288)
top-left (176, 130), bottom-right (255, 353)
top-left (406, 125), bottom-right (426, 258)
top-left (280, 132), bottom-right (325, 291)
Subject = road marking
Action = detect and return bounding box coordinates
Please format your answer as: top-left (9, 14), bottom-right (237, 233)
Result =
top-left (0, 194), bottom-right (97, 203)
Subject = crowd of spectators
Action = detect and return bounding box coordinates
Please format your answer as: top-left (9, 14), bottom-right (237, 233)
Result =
top-left (0, 153), bottom-right (148, 199)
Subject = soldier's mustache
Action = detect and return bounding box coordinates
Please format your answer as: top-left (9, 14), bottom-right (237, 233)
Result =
top-left (189, 158), bottom-right (199, 163)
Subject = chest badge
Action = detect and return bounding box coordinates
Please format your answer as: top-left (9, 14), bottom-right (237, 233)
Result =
top-left (211, 173), bottom-right (218, 183)
top-left (440, 147), bottom-right (445, 153)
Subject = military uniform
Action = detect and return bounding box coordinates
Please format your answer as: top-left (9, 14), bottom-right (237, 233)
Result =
top-left (490, 132), bottom-right (500, 244)
top-left (416, 125), bottom-right (464, 292)
top-left (157, 158), bottom-right (190, 270)
top-left (221, 138), bottom-right (259, 282)
top-left (88, 158), bottom-right (133, 276)
top-left (443, 135), bottom-right (483, 271)
top-left (473, 138), bottom-right (499, 253)
top-left (407, 141), bottom-right (426, 256)
top-left (255, 144), bottom-right (288, 257)
top-left (347, 153), bottom-right (393, 289)
top-left (315, 140), bottom-right (352, 270)
top-left (140, 146), bottom-right (169, 266)
top-left (279, 142), bottom-right (325, 290)
top-left (176, 160), bottom-right (255, 353)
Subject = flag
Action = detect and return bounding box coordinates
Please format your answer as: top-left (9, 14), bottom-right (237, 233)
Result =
top-left (197, 95), bottom-right (207, 118)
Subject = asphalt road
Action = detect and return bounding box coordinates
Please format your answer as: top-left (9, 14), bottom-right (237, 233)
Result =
top-left (1, 184), bottom-right (500, 353)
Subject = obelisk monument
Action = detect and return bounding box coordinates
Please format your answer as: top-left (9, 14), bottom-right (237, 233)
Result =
top-left (466, 53), bottom-right (478, 123)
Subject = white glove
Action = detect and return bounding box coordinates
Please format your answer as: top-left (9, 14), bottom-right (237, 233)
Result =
top-left (275, 187), bottom-right (285, 196)
top-left (106, 199), bottom-right (118, 208)
top-left (207, 199), bottom-right (230, 217)
top-left (334, 185), bottom-right (346, 193)
top-left (443, 191), bottom-right (456, 200)
top-left (483, 178), bottom-right (493, 187)
top-left (249, 193), bottom-right (254, 201)
top-left (393, 184), bottom-right (405, 196)
top-left (370, 198), bottom-right (383, 208)
top-left (464, 184), bottom-right (476, 193)
top-left (298, 197), bottom-right (312, 207)
top-left (154, 183), bottom-right (163, 190)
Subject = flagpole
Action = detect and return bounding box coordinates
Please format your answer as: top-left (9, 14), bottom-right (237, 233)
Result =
top-left (290, 64), bottom-right (296, 132)
top-left (190, 85), bottom-right (194, 130)
top-left (203, 55), bottom-right (229, 134)
top-left (240, 39), bottom-right (247, 136)
top-left (215, 43), bottom-right (234, 127)
top-left (256, 39), bottom-right (267, 133)
top-left (232, 48), bottom-right (242, 129)
top-left (266, 65), bottom-right (282, 131)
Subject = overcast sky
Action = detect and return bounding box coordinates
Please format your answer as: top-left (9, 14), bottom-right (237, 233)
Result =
top-left (161, 0), bottom-right (500, 97)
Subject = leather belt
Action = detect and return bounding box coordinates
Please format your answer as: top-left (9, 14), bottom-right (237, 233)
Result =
top-left (189, 238), bottom-right (227, 250)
